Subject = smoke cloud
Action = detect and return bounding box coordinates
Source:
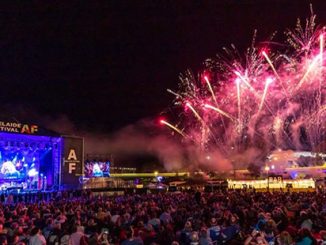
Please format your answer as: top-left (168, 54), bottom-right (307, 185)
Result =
top-left (44, 116), bottom-right (238, 171)
top-left (1, 104), bottom-right (263, 172)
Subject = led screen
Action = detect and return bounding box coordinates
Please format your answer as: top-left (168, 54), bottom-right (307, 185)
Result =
top-left (0, 149), bottom-right (41, 180)
top-left (84, 161), bottom-right (110, 178)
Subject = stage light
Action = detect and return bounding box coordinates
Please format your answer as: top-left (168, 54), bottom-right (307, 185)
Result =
top-left (28, 168), bottom-right (38, 177)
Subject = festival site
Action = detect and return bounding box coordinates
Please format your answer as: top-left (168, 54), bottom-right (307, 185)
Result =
top-left (0, 2), bottom-right (326, 245)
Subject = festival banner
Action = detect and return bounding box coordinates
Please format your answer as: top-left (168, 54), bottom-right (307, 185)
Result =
top-left (0, 120), bottom-right (59, 136)
top-left (61, 136), bottom-right (84, 189)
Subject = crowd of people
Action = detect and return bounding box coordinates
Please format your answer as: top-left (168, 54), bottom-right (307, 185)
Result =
top-left (0, 189), bottom-right (325, 245)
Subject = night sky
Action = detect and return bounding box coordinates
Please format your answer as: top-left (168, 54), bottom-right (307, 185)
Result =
top-left (0, 0), bottom-right (325, 134)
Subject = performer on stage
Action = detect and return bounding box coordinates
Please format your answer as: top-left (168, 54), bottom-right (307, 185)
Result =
top-left (1, 160), bottom-right (19, 178)
top-left (92, 163), bottom-right (103, 177)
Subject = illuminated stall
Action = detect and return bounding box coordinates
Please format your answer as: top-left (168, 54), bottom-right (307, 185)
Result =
top-left (228, 177), bottom-right (315, 190)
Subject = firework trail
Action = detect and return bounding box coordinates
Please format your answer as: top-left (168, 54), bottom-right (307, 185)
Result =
top-left (160, 119), bottom-right (185, 138)
top-left (162, 11), bottom-right (326, 166)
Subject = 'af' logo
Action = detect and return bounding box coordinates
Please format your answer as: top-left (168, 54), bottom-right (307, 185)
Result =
top-left (21, 124), bottom-right (38, 134)
top-left (68, 149), bottom-right (77, 160)
top-left (68, 149), bottom-right (78, 173)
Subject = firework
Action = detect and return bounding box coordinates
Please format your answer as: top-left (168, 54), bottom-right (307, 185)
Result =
top-left (258, 77), bottom-right (273, 112)
top-left (320, 33), bottom-right (324, 65)
top-left (162, 11), bottom-right (326, 165)
top-left (204, 76), bottom-right (218, 105)
top-left (160, 119), bottom-right (185, 138)
top-left (204, 104), bottom-right (235, 121)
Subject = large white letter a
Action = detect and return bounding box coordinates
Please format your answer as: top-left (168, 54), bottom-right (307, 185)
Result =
top-left (68, 149), bottom-right (77, 160)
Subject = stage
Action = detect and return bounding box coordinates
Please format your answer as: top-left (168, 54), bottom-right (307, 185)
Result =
top-left (0, 131), bottom-right (62, 192)
top-left (0, 120), bottom-right (84, 192)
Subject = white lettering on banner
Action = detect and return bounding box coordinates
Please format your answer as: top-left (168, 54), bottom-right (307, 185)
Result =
top-left (0, 121), bottom-right (38, 134)
top-left (69, 163), bottom-right (76, 173)
top-left (68, 149), bottom-right (77, 160)
top-left (64, 148), bottom-right (81, 175)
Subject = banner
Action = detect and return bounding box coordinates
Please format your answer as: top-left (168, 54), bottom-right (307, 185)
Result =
top-left (61, 136), bottom-right (84, 189)
top-left (0, 121), bottom-right (38, 134)
top-left (0, 120), bottom-right (59, 136)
